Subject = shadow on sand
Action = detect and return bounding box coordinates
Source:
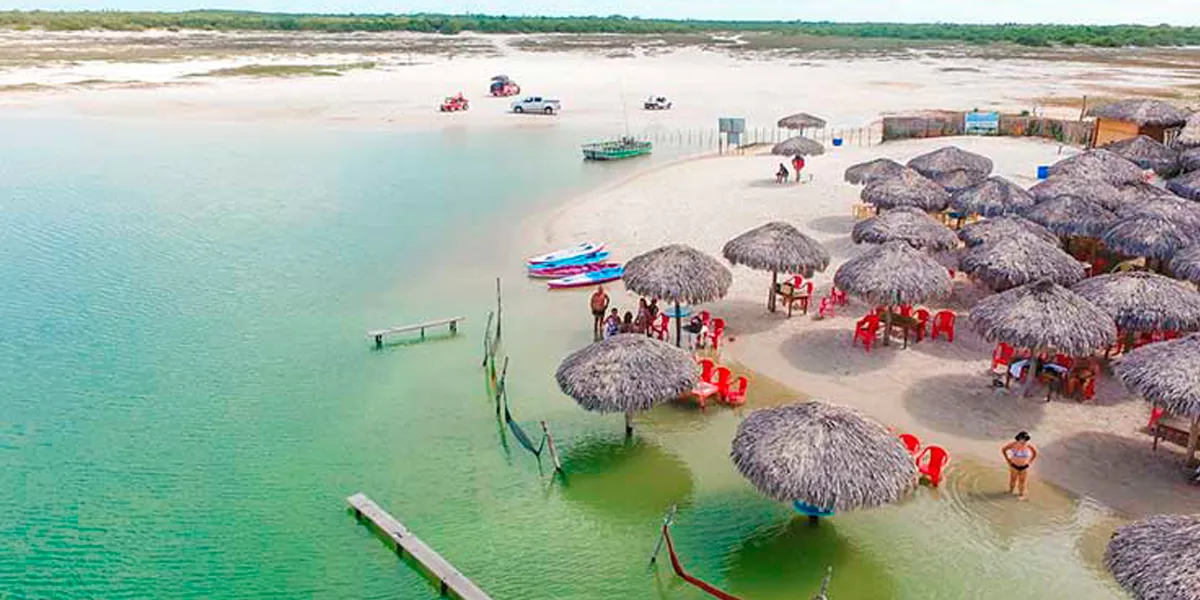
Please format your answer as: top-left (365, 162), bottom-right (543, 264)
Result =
top-left (780, 327), bottom-right (899, 375)
top-left (903, 373), bottom-right (1047, 440)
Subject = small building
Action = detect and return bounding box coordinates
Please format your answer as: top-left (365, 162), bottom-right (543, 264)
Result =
top-left (1087, 98), bottom-right (1191, 146)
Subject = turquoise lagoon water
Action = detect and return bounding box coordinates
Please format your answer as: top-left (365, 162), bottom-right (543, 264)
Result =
top-left (0, 117), bottom-right (1126, 599)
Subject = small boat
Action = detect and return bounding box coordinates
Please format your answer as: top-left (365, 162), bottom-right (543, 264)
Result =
top-left (547, 266), bottom-right (624, 289)
top-left (528, 262), bottom-right (622, 279)
top-left (582, 137), bottom-right (652, 161)
top-left (528, 250), bottom-right (610, 270)
top-left (527, 242), bottom-right (605, 266)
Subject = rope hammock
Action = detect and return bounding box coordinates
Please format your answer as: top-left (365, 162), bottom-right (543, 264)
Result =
top-left (661, 524), bottom-right (744, 600)
top-left (503, 393), bottom-right (545, 457)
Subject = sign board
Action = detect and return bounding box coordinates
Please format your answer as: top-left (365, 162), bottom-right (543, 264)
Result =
top-left (718, 118), bottom-right (746, 134)
top-left (964, 111), bottom-right (1000, 135)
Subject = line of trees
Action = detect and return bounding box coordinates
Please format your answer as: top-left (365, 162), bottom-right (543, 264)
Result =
top-left (3, 11), bottom-right (1200, 48)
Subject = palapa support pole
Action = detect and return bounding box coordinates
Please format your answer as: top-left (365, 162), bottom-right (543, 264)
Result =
top-left (625, 410), bottom-right (634, 437)
top-left (674, 300), bottom-right (682, 348)
top-left (768, 270), bottom-right (778, 313)
top-left (648, 504), bottom-right (678, 565)
top-left (541, 421), bottom-right (562, 473)
top-left (1188, 416), bottom-right (1200, 467)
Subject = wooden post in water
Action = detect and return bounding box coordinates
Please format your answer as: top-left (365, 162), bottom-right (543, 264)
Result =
top-left (648, 504), bottom-right (677, 565)
top-left (481, 311), bottom-right (494, 367)
top-left (495, 278), bottom-right (502, 341)
top-left (540, 420), bottom-right (562, 473)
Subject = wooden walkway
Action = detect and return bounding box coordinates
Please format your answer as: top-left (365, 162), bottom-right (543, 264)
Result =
top-left (368, 316), bottom-right (465, 347)
top-left (345, 493), bottom-right (492, 600)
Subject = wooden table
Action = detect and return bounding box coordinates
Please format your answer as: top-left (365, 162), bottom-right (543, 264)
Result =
top-left (1153, 414), bottom-right (1194, 451)
top-left (887, 314), bottom-right (921, 349)
top-left (775, 284), bottom-right (811, 318)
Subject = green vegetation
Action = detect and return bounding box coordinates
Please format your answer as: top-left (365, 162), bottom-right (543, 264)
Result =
top-left (188, 61), bottom-right (377, 78)
top-left (2, 11), bottom-right (1200, 48)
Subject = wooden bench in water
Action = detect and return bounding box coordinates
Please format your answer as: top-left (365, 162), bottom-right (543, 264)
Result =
top-left (346, 493), bottom-right (492, 600)
top-left (368, 316), bottom-right (465, 348)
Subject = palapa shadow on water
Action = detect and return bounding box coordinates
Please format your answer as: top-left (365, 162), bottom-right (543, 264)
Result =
top-left (902, 373), bottom-right (1047, 440)
top-left (780, 327), bottom-right (899, 375)
top-left (805, 215), bottom-right (855, 236)
top-left (557, 435), bottom-right (695, 523)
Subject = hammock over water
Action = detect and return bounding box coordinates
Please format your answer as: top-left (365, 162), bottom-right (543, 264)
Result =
top-left (661, 524), bottom-right (744, 600)
top-left (503, 394), bottom-right (545, 457)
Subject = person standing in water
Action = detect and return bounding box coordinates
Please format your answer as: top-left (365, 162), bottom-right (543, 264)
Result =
top-left (590, 285), bottom-right (610, 341)
top-left (1001, 431), bottom-right (1038, 500)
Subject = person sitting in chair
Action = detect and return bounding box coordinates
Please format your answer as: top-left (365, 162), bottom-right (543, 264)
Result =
top-left (775, 163), bottom-right (790, 184)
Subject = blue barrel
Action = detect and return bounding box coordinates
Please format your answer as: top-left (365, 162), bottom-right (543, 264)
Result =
top-left (1036, 165), bottom-right (1050, 179)
top-left (832, 138), bottom-right (844, 147)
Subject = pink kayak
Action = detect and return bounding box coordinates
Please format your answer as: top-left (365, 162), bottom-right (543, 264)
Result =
top-left (528, 262), bottom-right (621, 279)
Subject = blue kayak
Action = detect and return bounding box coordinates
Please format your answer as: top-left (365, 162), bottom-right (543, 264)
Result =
top-left (526, 250), bottom-right (610, 270)
top-left (547, 266), bottom-right (624, 289)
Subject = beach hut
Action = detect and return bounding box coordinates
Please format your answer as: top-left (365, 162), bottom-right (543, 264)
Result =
top-left (1167, 170), bottom-right (1200, 201)
top-left (1088, 98), bottom-right (1191, 145)
top-left (1103, 135), bottom-right (1181, 178)
top-left (555, 334), bottom-right (698, 436)
top-left (844, 158), bottom-right (907, 185)
top-left (623, 244), bottom-right (732, 346)
top-left (960, 238), bottom-right (1087, 291)
top-left (730, 400), bottom-right (918, 522)
top-left (834, 241), bottom-right (952, 345)
top-left (722, 222), bottom-right (830, 313)
top-left (907, 146), bottom-right (993, 179)
top-left (1117, 197), bottom-right (1200, 236)
top-left (958, 216), bottom-right (1059, 248)
top-left (1105, 514), bottom-right (1200, 600)
top-left (931, 169), bottom-right (988, 193)
top-left (1101, 215), bottom-right (1195, 263)
top-left (1028, 175), bottom-right (1126, 212)
top-left (1181, 148), bottom-right (1200, 174)
top-left (771, 135), bottom-right (825, 157)
top-left (1021, 195), bottom-right (1117, 238)
top-left (1071, 272), bottom-right (1200, 336)
top-left (851, 206), bottom-right (960, 252)
top-left (1048, 149), bottom-right (1144, 186)
top-left (951, 176), bottom-right (1035, 217)
top-left (1113, 334), bottom-right (1200, 463)
top-left (1171, 246), bottom-right (1200, 285)
top-left (1118, 181), bottom-right (1181, 206)
top-left (1180, 113), bottom-right (1200, 148)
top-left (777, 112), bottom-right (827, 130)
top-left (860, 169), bottom-right (951, 212)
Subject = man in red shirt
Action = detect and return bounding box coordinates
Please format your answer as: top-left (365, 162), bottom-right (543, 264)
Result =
top-left (791, 155), bottom-right (806, 182)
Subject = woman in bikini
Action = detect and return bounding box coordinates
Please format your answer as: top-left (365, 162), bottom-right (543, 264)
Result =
top-left (1001, 431), bottom-right (1038, 500)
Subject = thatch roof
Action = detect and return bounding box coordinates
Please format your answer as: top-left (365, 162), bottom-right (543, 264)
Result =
top-left (833, 240), bottom-right (953, 305)
top-left (969, 280), bottom-right (1116, 355)
top-left (1114, 334), bottom-right (1200, 419)
top-left (1171, 245), bottom-right (1200, 284)
top-left (1105, 514), bottom-right (1200, 600)
top-left (958, 216), bottom-right (1059, 247)
top-left (771, 135), bottom-right (825, 157)
top-left (1119, 181), bottom-right (1181, 206)
top-left (730, 401), bottom-right (917, 511)
top-left (1181, 147), bottom-right (1200, 173)
top-left (960, 238), bottom-right (1087, 291)
top-left (844, 158), bottom-right (908, 185)
top-left (1048, 149), bottom-right (1145, 186)
top-left (931, 169), bottom-right (989, 193)
top-left (555, 334), bottom-right (698, 414)
top-left (1088, 98), bottom-right (1190, 127)
top-left (1118, 197), bottom-right (1200, 233)
top-left (1167, 170), bottom-right (1200, 201)
top-left (907, 146), bottom-right (993, 178)
top-left (777, 112), bottom-right (827, 130)
top-left (1028, 175), bottom-right (1126, 212)
top-left (1101, 215), bottom-right (1195, 260)
top-left (860, 169), bottom-right (951, 212)
top-left (623, 244), bottom-right (732, 305)
top-left (1021, 194), bottom-right (1117, 238)
top-left (1180, 113), bottom-right (1200, 148)
top-left (1071, 271), bottom-right (1200, 333)
top-left (951, 176), bottom-right (1036, 217)
top-left (1104, 135), bottom-right (1181, 177)
top-left (851, 206), bottom-right (960, 252)
top-left (722, 221), bottom-right (831, 277)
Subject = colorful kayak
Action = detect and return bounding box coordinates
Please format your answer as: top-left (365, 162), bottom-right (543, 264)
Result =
top-left (527, 242), bottom-right (605, 266)
top-left (527, 250), bottom-right (610, 270)
top-left (528, 262), bottom-right (622, 279)
top-left (547, 266), bottom-right (624, 289)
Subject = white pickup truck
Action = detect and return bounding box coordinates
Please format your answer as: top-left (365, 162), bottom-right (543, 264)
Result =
top-left (511, 96), bottom-right (561, 115)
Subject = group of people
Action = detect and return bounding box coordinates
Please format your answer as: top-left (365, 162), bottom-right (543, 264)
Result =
top-left (774, 154), bottom-right (807, 183)
top-left (589, 286), bottom-right (662, 341)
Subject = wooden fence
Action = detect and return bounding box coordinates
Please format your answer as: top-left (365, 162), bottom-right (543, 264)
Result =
top-left (882, 111), bottom-right (1095, 147)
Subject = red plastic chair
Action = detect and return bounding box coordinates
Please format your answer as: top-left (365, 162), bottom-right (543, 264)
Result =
top-left (831, 287), bottom-right (849, 306)
top-left (724, 376), bottom-right (748, 406)
top-left (1080, 377), bottom-right (1096, 402)
top-left (992, 343), bottom-right (1016, 372)
top-left (874, 305), bottom-right (889, 317)
top-left (699, 310), bottom-right (712, 328)
top-left (650, 313), bottom-right (670, 341)
top-left (707, 318), bottom-right (726, 351)
top-left (818, 296), bottom-right (835, 319)
top-left (898, 304), bottom-right (914, 318)
top-left (1163, 330), bottom-right (1182, 341)
top-left (853, 315), bottom-right (881, 352)
top-left (697, 358), bottom-right (716, 383)
top-left (1148, 406), bottom-right (1166, 430)
top-left (1052, 353), bottom-right (1073, 369)
top-left (916, 445), bottom-right (950, 487)
top-left (930, 310), bottom-right (956, 342)
top-left (899, 433), bottom-right (922, 456)
top-left (711, 366), bottom-right (732, 398)
top-left (790, 275), bottom-right (805, 289)
top-left (914, 308), bottom-right (931, 342)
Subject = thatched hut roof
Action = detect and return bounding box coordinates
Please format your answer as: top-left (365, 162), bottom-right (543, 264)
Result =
top-left (1101, 215), bottom-right (1195, 260)
top-left (1119, 181), bottom-right (1181, 206)
top-left (1028, 175), bottom-right (1126, 212)
top-left (624, 244), bottom-right (732, 305)
top-left (730, 401), bottom-right (917, 511)
top-left (1089, 98), bottom-right (1190, 127)
top-left (555, 334), bottom-right (698, 414)
top-left (833, 240), bottom-right (953, 305)
top-left (1167, 170), bottom-right (1200, 201)
top-left (860, 169), bottom-right (951, 212)
top-left (771, 135), bottom-right (825, 157)
top-left (1048, 149), bottom-right (1145, 186)
top-left (1105, 514), bottom-right (1200, 600)
top-left (1114, 334), bottom-right (1200, 419)
top-left (1171, 245), bottom-right (1200, 284)
top-left (722, 221), bottom-right (831, 277)
top-left (1022, 195), bottom-right (1118, 238)
top-left (907, 146), bottom-right (993, 178)
top-left (960, 239), bottom-right (1087, 291)
top-left (1071, 271), bottom-right (1200, 333)
top-left (931, 169), bottom-right (989, 193)
top-left (969, 280), bottom-right (1116, 355)
top-left (1180, 113), bottom-right (1200, 148)
top-left (777, 112), bottom-right (827, 130)
top-left (851, 206), bottom-right (960, 252)
top-left (951, 176), bottom-right (1036, 217)
top-left (958, 216), bottom-right (1059, 247)
top-left (1104, 135), bottom-right (1181, 177)
top-left (1181, 147), bottom-right (1200, 173)
top-left (1117, 197), bottom-right (1200, 233)
top-left (844, 158), bottom-right (908, 185)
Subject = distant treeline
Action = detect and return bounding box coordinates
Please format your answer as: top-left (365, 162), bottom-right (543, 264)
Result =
top-left (3, 11), bottom-right (1200, 48)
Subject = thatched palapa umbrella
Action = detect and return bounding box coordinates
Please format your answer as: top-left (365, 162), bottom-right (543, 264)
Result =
top-left (1071, 271), bottom-right (1200, 334)
top-left (1168, 170), bottom-right (1200, 202)
top-left (1101, 215), bottom-right (1195, 262)
top-left (861, 169), bottom-right (951, 212)
top-left (1028, 175), bottom-right (1126, 212)
top-left (844, 158), bottom-right (907, 185)
top-left (771, 135), bottom-right (825, 157)
top-left (723, 222), bottom-right (830, 313)
top-left (958, 215), bottom-right (1058, 247)
top-left (1181, 147), bottom-right (1200, 173)
top-left (851, 206), bottom-right (960, 252)
top-left (777, 112), bottom-right (827, 130)
top-left (907, 146), bottom-right (993, 178)
top-left (1088, 98), bottom-right (1191, 128)
top-left (951, 176), bottom-right (1035, 217)
top-left (624, 244), bottom-right (732, 346)
top-left (1171, 246), bottom-right (1200, 284)
top-left (1119, 181), bottom-right (1181, 206)
top-left (730, 400), bottom-right (917, 521)
top-left (931, 169), bottom-right (988, 193)
top-left (1048, 149), bottom-right (1144, 186)
top-left (1021, 194), bottom-right (1117, 238)
top-left (1113, 334), bottom-right (1200, 463)
top-left (960, 238), bottom-right (1086, 291)
top-left (1105, 514), bottom-right (1200, 600)
top-left (1180, 112), bottom-right (1200, 148)
top-left (1104, 135), bottom-right (1181, 178)
top-left (834, 241), bottom-right (952, 345)
top-left (556, 334), bottom-right (698, 436)
top-left (1118, 196), bottom-right (1200, 229)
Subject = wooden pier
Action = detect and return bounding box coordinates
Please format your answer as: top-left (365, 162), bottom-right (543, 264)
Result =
top-left (346, 493), bottom-right (492, 600)
top-left (368, 316), bottom-right (465, 348)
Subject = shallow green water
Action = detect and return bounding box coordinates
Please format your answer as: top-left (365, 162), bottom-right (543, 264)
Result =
top-left (0, 117), bottom-right (1125, 599)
